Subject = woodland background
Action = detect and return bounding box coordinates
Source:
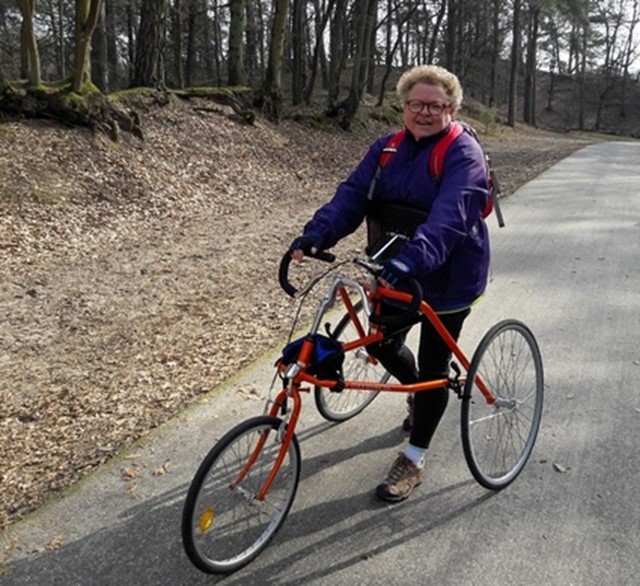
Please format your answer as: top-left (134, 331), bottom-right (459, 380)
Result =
top-left (1, 0), bottom-right (640, 133)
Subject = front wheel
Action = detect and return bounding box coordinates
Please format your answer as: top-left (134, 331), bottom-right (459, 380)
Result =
top-left (314, 300), bottom-right (388, 422)
top-left (182, 416), bottom-right (301, 574)
top-left (461, 320), bottom-right (544, 490)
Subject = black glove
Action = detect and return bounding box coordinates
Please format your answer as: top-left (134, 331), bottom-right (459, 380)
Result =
top-left (289, 235), bottom-right (319, 256)
top-left (378, 257), bottom-right (413, 287)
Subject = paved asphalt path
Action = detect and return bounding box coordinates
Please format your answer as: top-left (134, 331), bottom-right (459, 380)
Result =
top-left (2, 141), bottom-right (640, 586)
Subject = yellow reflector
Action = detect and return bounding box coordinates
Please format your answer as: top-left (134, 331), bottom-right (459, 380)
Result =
top-left (199, 508), bottom-right (215, 533)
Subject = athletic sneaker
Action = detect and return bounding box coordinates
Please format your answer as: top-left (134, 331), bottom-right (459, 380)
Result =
top-left (375, 452), bottom-right (426, 502)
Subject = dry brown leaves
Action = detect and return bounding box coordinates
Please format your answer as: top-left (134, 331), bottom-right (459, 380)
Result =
top-left (0, 97), bottom-right (593, 530)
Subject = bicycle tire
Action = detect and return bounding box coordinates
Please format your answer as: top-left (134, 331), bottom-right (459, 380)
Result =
top-left (182, 416), bottom-right (300, 574)
top-left (314, 300), bottom-right (388, 422)
top-left (461, 319), bottom-right (544, 490)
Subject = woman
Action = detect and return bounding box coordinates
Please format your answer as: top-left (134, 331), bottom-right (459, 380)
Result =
top-left (289, 64), bottom-right (490, 502)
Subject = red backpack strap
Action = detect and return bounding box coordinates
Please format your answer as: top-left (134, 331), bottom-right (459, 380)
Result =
top-left (379, 128), bottom-right (406, 168)
top-left (428, 121), bottom-right (464, 181)
top-left (367, 128), bottom-right (406, 201)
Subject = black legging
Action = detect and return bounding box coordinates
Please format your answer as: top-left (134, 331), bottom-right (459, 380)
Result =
top-left (367, 306), bottom-right (470, 449)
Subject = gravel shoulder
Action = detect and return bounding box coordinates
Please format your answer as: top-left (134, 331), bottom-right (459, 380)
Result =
top-left (0, 97), bottom-right (595, 532)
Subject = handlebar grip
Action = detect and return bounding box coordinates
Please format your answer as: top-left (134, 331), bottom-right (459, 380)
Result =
top-left (278, 249), bottom-right (336, 298)
top-left (369, 278), bottom-right (423, 329)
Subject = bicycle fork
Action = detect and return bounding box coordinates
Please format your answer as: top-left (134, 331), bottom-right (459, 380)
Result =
top-left (230, 379), bottom-right (303, 502)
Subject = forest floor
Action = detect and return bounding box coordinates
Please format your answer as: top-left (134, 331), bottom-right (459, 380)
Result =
top-left (0, 95), bottom-right (598, 533)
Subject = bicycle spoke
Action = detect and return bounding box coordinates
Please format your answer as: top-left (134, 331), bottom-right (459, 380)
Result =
top-left (462, 320), bottom-right (543, 490)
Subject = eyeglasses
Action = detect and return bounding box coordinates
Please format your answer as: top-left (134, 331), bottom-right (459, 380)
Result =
top-left (405, 100), bottom-right (449, 115)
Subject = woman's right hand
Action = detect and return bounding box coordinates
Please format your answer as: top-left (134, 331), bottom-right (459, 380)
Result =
top-left (289, 235), bottom-right (318, 261)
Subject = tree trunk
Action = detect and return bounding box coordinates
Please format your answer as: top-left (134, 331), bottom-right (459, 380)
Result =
top-left (578, 23), bottom-right (587, 131)
top-left (44, 0), bottom-right (64, 79)
top-left (489, 0), bottom-right (500, 106)
top-left (335, 0), bottom-right (375, 126)
top-left (127, 4), bottom-right (135, 82)
top-left (620, 0), bottom-right (638, 117)
top-left (291, 0), bottom-right (302, 104)
top-left (378, 0), bottom-right (418, 106)
top-left (444, 0), bottom-right (457, 73)
top-left (106, 0), bottom-right (118, 87)
top-left (262, 0), bottom-right (289, 121)
top-left (72, 0), bottom-right (103, 93)
top-left (428, 0), bottom-right (447, 64)
top-left (377, 0), bottom-right (394, 107)
top-left (91, 0), bottom-right (108, 91)
top-left (212, 0), bottom-right (223, 85)
top-left (131, 0), bottom-right (168, 88)
top-left (228, 0), bottom-right (246, 85)
top-left (16, 0), bottom-right (41, 87)
top-left (186, 1), bottom-right (195, 85)
top-left (523, 4), bottom-right (539, 125)
top-left (202, 0), bottom-right (215, 81)
top-left (245, 0), bottom-right (260, 85)
top-left (304, 0), bottom-right (336, 104)
top-left (171, 0), bottom-right (184, 88)
top-left (507, 0), bottom-right (521, 127)
top-left (327, 0), bottom-right (347, 109)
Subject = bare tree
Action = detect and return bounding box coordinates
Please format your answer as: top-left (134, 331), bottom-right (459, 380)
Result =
top-left (620, 0), bottom-right (639, 116)
top-left (228, 0), bottom-right (246, 85)
top-left (507, 0), bottom-right (522, 127)
top-left (244, 0), bottom-right (263, 85)
top-left (304, 0), bottom-right (336, 103)
top-left (16, 0), bottom-right (41, 86)
top-left (331, 0), bottom-right (376, 125)
top-left (523, 1), bottom-right (540, 125)
top-left (262, 0), bottom-right (289, 120)
top-left (489, 0), bottom-right (503, 107)
top-left (170, 0), bottom-right (184, 87)
top-left (106, 0), bottom-right (118, 86)
top-left (327, 0), bottom-right (347, 108)
top-left (377, 0), bottom-right (419, 106)
top-left (291, 0), bottom-right (306, 104)
top-left (131, 0), bottom-right (169, 88)
top-left (91, 0), bottom-right (108, 91)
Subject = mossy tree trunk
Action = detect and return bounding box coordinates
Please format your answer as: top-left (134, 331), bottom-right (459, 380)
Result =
top-left (72, 0), bottom-right (103, 93)
top-left (16, 0), bottom-right (41, 87)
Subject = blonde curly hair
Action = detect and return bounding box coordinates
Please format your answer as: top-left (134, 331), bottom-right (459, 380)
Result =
top-left (396, 65), bottom-right (463, 112)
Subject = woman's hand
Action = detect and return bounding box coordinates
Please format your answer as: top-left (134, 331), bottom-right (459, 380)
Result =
top-left (378, 257), bottom-right (413, 288)
top-left (289, 235), bottom-right (319, 261)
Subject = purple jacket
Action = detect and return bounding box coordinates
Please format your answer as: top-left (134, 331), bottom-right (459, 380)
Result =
top-left (303, 123), bottom-right (491, 311)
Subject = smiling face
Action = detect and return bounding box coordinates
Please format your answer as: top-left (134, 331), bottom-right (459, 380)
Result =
top-left (402, 82), bottom-right (454, 140)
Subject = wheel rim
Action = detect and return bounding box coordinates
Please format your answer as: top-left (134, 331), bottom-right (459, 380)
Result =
top-left (318, 345), bottom-right (388, 416)
top-left (465, 323), bottom-right (543, 486)
top-left (189, 421), bottom-right (299, 571)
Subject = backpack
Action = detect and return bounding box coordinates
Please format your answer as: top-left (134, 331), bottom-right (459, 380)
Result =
top-left (367, 121), bottom-right (505, 228)
top-left (280, 334), bottom-right (345, 392)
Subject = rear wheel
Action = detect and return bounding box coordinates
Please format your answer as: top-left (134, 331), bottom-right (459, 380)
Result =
top-left (461, 320), bottom-right (544, 490)
top-left (182, 416), bottom-right (300, 574)
top-left (314, 301), bottom-right (388, 422)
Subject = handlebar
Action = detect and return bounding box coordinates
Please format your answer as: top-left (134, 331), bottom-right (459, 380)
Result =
top-left (278, 250), bottom-right (424, 330)
top-left (279, 249), bottom-right (336, 297)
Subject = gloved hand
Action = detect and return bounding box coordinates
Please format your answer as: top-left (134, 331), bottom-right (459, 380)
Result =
top-left (378, 257), bottom-right (413, 288)
top-left (289, 235), bottom-right (319, 256)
